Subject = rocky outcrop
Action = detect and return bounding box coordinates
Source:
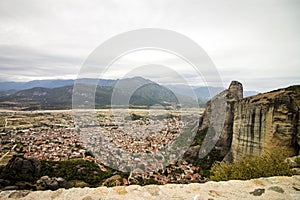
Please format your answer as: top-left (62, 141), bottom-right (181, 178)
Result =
top-left (202, 81), bottom-right (243, 156)
top-left (3, 154), bottom-right (41, 177)
top-left (1, 176), bottom-right (299, 200)
top-left (198, 81), bottom-right (243, 131)
top-left (184, 81), bottom-right (243, 162)
top-left (229, 85), bottom-right (300, 161)
top-left (0, 155), bottom-right (66, 191)
top-left (214, 81), bottom-right (243, 157)
top-left (0, 155), bottom-right (40, 190)
top-left (185, 83), bottom-right (300, 163)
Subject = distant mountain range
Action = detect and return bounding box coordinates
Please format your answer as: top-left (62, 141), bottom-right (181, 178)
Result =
top-left (0, 78), bottom-right (258, 97)
top-left (0, 77), bottom-right (258, 110)
top-left (0, 78), bottom-right (116, 92)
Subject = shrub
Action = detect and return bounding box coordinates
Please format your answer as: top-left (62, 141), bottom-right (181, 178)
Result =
top-left (295, 156), bottom-right (300, 167)
top-left (210, 149), bottom-right (293, 181)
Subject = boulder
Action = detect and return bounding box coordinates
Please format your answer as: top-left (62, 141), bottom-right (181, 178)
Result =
top-left (3, 154), bottom-right (41, 178)
top-left (36, 176), bottom-right (69, 191)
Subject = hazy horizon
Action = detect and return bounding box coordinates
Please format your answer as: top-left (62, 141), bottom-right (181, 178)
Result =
top-left (1, 75), bottom-right (298, 94)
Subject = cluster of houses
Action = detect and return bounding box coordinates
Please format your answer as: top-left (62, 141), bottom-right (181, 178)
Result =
top-left (0, 110), bottom-right (203, 184)
top-left (0, 112), bottom-right (86, 161)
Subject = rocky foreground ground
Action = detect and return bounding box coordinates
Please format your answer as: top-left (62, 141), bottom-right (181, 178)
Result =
top-left (1, 175), bottom-right (300, 200)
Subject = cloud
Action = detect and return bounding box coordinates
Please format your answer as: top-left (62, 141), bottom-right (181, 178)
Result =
top-left (0, 0), bottom-right (299, 91)
top-left (0, 45), bottom-right (81, 81)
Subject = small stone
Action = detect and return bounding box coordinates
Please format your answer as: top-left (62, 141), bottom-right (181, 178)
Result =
top-left (268, 186), bottom-right (284, 193)
top-left (56, 177), bottom-right (65, 182)
top-left (208, 190), bottom-right (221, 197)
top-left (41, 175), bottom-right (49, 180)
top-left (250, 188), bottom-right (265, 196)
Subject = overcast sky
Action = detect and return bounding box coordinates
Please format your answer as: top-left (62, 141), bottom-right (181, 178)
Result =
top-left (0, 0), bottom-right (299, 92)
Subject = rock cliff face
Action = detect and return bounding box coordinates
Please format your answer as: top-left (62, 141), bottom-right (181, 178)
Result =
top-left (229, 85), bottom-right (300, 161)
top-left (187, 82), bottom-right (300, 163)
top-left (184, 81), bottom-right (243, 163)
top-left (214, 81), bottom-right (243, 157)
